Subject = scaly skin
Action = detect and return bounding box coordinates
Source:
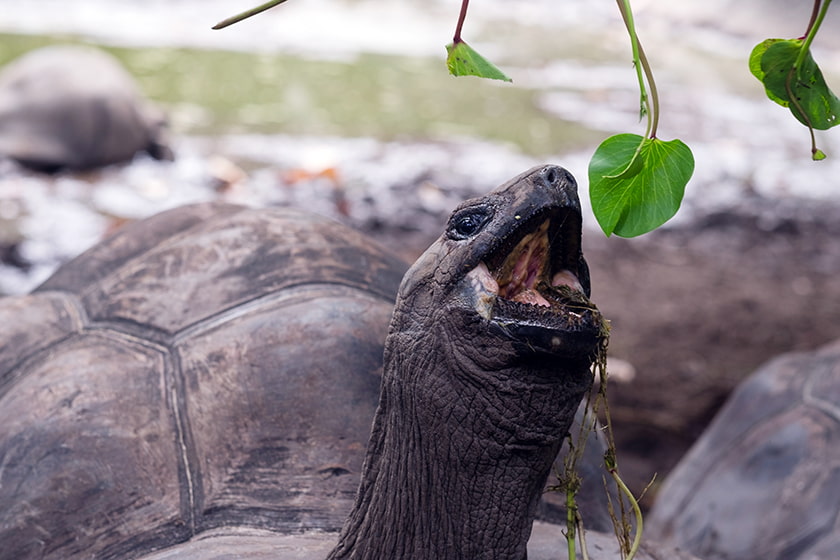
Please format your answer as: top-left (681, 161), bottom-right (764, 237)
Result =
top-left (328, 165), bottom-right (605, 560)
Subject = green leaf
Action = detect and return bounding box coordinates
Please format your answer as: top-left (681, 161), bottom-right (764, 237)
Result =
top-left (756, 39), bottom-right (840, 130)
top-left (445, 41), bottom-right (512, 83)
top-left (589, 133), bottom-right (694, 238)
top-left (749, 38), bottom-right (788, 106)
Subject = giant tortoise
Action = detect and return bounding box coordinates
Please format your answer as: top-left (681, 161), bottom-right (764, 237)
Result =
top-left (0, 165), bottom-right (697, 559)
top-left (649, 338), bottom-right (840, 560)
top-left (0, 45), bottom-right (172, 172)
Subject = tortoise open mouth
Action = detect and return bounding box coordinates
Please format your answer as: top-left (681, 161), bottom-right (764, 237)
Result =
top-left (465, 208), bottom-right (603, 354)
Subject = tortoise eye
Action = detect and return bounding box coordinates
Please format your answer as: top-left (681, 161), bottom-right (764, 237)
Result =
top-left (447, 206), bottom-right (493, 240)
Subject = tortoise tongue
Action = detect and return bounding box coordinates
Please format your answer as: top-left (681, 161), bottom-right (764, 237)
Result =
top-left (512, 288), bottom-right (551, 307)
top-left (497, 222), bottom-right (549, 302)
top-left (511, 270), bottom-right (582, 307)
top-left (551, 270), bottom-right (584, 293)
top-left (496, 220), bottom-right (584, 306)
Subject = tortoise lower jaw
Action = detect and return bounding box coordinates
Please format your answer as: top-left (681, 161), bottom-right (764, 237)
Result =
top-left (490, 298), bottom-right (604, 358)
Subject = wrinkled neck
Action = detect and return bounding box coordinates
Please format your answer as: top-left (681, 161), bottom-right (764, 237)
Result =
top-left (327, 320), bottom-right (591, 560)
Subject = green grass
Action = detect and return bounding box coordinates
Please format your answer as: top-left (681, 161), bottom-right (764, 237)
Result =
top-left (0, 32), bottom-right (603, 156)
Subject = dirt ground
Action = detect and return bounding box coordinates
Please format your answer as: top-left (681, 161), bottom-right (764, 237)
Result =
top-left (363, 193), bottom-right (840, 506)
top-left (585, 197), bottom-right (840, 505)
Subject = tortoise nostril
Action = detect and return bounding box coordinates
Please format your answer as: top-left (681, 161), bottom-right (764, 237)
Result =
top-left (540, 165), bottom-right (568, 189)
top-left (538, 166), bottom-right (577, 195)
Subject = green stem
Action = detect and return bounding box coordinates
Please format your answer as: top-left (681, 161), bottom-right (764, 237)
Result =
top-left (567, 497), bottom-right (577, 560)
top-left (212, 0), bottom-right (290, 30)
top-left (787, 0), bottom-right (831, 158)
top-left (616, 0), bottom-right (658, 139)
top-left (561, 369), bottom-right (603, 559)
top-left (595, 331), bottom-right (643, 559)
top-left (795, 0), bottom-right (832, 72)
top-left (802, 103), bottom-right (822, 158)
top-left (609, 469), bottom-right (644, 560)
top-left (637, 43), bottom-right (660, 139)
top-left (805, 0), bottom-right (823, 37)
top-left (786, 70), bottom-right (820, 158)
top-left (564, 435), bottom-right (578, 560)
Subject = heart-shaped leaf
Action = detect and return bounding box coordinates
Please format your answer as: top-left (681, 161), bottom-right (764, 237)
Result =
top-left (765, 40), bottom-right (839, 130)
top-left (445, 41), bottom-right (512, 83)
top-left (589, 133), bottom-right (694, 238)
top-left (752, 39), bottom-right (840, 131)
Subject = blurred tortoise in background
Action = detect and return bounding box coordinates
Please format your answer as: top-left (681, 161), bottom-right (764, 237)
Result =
top-left (0, 165), bottom-right (700, 560)
top-left (0, 45), bottom-right (172, 172)
top-left (649, 339), bottom-right (840, 560)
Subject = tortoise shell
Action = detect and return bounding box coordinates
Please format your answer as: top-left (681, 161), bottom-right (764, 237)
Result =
top-left (0, 45), bottom-right (171, 171)
top-left (649, 339), bottom-right (840, 560)
top-left (0, 203), bottom-right (405, 559)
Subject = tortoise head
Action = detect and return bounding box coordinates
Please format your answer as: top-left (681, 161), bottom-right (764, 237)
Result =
top-left (330, 165), bottom-right (606, 559)
top-left (394, 164), bottom-right (604, 369)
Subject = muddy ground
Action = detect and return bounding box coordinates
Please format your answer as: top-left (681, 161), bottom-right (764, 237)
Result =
top-left (360, 193), bottom-right (840, 506)
top-left (587, 198), bottom-right (840, 505)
